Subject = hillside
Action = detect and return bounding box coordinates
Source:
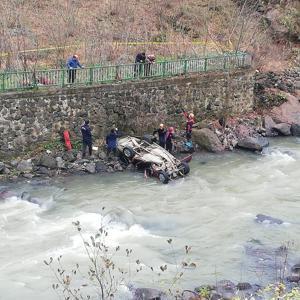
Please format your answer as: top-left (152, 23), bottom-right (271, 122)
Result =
top-left (0, 0), bottom-right (299, 71)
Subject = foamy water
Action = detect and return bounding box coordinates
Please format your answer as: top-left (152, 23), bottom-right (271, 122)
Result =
top-left (1, 138), bottom-right (300, 299)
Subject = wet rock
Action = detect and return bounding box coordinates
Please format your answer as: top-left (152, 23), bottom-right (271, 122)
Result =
top-left (255, 214), bottom-right (283, 225)
top-left (238, 136), bottom-right (269, 151)
top-left (22, 173), bottom-right (34, 179)
top-left (56, 157), bottom-right (66, 169)
top-left (85, 162), bottom-right (96, 174)
top-left (133, 287), bottom-right (167, 300)
top-left (95, 161), bottom-right (107, 172)
top-left (192, 128), bottom-right (224, 153)
top-left (0, 162), bottom-right (5, 174)
top-left (113, 162), bottom-right (123, 171)
top-left (36, 166), bottom-right (52, 176)
top-left (286, 275), bottom-right (300, 283)
top-left (216, 280), bottom-right (236, 300)
top-left (76, 159), bottom-right (90, 164)
top-left (181, 290), bottom-right (201, 300)
top-left (210, 294), bottom-right (222, 300)
top-left (62, 151), bottom-right (76, 162)
top-left (10, 160), bottom-right (19, 167)
top-left (273, 123), bottom-right (291, 136)
top-left (237, 282), bottom-right (252, 290)
top-left (291, 264), bottom-right (300, 274)
top-left (39, 154), bottom-right (57, 169)
top-left (291, 123), bottom-right (300, 136)
top-left (17, 159), bottom-right (33, 173)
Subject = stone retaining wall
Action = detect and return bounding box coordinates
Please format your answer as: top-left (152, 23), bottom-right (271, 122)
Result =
top-left (0, 69), bottom-right (254, 157)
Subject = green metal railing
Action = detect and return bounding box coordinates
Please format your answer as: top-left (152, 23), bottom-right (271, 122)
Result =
top-left (0, 52), bottom-right (251, 92)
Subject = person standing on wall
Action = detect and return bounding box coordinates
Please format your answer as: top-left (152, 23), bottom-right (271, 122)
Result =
top-left (66, 54), bottom-right (83, 84)
top-left (183, 111), bottom-right (195, 138)
top-left (81, 120), bottom-right (92, 158)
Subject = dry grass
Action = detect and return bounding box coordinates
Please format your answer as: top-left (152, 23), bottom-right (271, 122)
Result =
top-left (0, 0), bottom-right (298, 71)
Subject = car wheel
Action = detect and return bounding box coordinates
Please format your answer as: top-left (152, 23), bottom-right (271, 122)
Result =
top-left (123, 147), bottom-right (135, 159)
top-left (119, 154), bottom-right (130, 166)
top-left (158, 171), bottom-right (170, 184)
top-left (179, 162), bottom-right (190, 175)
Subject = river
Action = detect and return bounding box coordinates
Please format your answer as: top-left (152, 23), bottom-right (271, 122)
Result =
top-left (1, 137), bottom-right (300, 299)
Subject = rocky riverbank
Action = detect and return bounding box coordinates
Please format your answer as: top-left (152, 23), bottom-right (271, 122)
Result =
top-left (0, 68), bottom-right (299, 182)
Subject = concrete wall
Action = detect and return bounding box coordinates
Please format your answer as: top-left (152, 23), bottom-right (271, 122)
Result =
top-left (0, 69), bottom-right (254, 157)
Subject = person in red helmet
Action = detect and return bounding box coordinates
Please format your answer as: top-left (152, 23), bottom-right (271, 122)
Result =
top-left (165, 127), bottom-right (175, 153)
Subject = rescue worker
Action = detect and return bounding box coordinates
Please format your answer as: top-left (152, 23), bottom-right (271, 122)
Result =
top-left (106, 128), bottom-right (119, 156)
top-left (153, 123), bottom-right (166, 148)
top-left (184, 112), bottom-right (195, 137)
top-left (165, 127), bottom-right (175, 153)
top-left (66, 54), bottom-right (83, 83)
top-left (81, 120), bottom-right (92, 158)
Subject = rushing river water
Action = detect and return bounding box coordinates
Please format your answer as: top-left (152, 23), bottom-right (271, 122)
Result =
top-left (1, 137), bottom-right (300, 299)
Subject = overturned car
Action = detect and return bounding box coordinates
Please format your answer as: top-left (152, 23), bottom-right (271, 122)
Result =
top-left (118, 136), bottom-right (191, 184)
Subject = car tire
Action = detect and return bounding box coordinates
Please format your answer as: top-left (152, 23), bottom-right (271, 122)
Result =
top-left (158, 171), bottom-right (170, 184)
top-left (123, 147), bottom-right (135, 159)
top-left (119, 154), bottom-right (130, 166)
top-left (179, 162), bottom-right (190, 175)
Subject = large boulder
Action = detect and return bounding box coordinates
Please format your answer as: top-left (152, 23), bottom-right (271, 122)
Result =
top-left (291, 123), bottom-right (300, 136)
top-left (0, 162), bottom-right (5, 174)
top-left (238, 136), bottom-right (269, 151)
top-left (56, 157), bottom-right (66, 169)
top-left (17, 159), bottom-right (33, 173)
top-left (273, 123), bottom-right (291, 136)
top-left (192, 128), bottom-right (224, 153)
top-left (39, 154), bottom-right (57, 169)
top-left (263, 115), bottom-right (278, 137)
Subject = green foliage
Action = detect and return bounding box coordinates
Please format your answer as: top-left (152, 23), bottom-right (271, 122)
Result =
top-left (43, 139), bottom-right (65, 151)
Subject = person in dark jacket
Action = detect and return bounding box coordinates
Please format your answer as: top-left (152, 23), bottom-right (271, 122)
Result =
top-left (134, 52), bottom-right (146, 77)
top-left (106, 128), bottom-right (119, 156)
top-left (81, 120), bottom-right (92, 158)
top-left (165, 127), bottom-right (175, 153)
top-left (153, 123), bottom-right (166, 148)
top-left (66, 54), bottom-right (83, 83)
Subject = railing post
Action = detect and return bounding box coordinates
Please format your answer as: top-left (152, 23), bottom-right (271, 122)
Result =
top-left (223, 56), bottom-right (227, 70)
top-left (1, 73), bottom-right (5, 92)
top-left (89, 67), bottom-right (93, 85)
top-left (162, 61), bottom-right (166, 77)
top-left (204, 58), bottom-right (207, 72)
top-left (61, 69), bottom-right (65, 87)
top-left (242, 53), bottom-right (246, 67)
top-left (183, 59), bottom-right (188, 75)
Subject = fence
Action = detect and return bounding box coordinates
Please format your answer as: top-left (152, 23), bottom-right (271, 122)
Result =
top-left (0, 52), bottom-right (251, 92)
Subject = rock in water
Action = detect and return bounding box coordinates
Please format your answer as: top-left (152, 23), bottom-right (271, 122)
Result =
top-left (17, 159), bottom-right (33, 173)
top-left (39, 154), bottom-right (57, 169)
top-left (62, 151), bottom-right (76, 162)
top-left (255, 214), bottom-right (283, 224)
top-left (238, 136), bottom-right (269, 151)
top-left (133, 288), bottom-right (167, 300)
top-left (291, 123), bottom-right (300, 136)
top-left (85, 162), bottom-right (96, 174)
top-left (273, 123), bottom-right (291, 136)
top-left (192, 128), bottom-right (224, 153)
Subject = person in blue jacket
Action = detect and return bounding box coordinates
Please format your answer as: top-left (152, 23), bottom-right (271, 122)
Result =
top-left (66, 54), bottom-right (83, 83)
top-left (81, 120), bottom-right (92, 158)
top-left (106, 128), bottom-right (119, 156)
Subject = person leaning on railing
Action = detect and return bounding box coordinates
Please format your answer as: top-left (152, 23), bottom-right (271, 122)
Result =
top-left (134, 52), bottom-right (146, 77)
top-left (145, 54), bottom-right (155, 77)
top-left (66, 54), bottom-right (84, 84)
